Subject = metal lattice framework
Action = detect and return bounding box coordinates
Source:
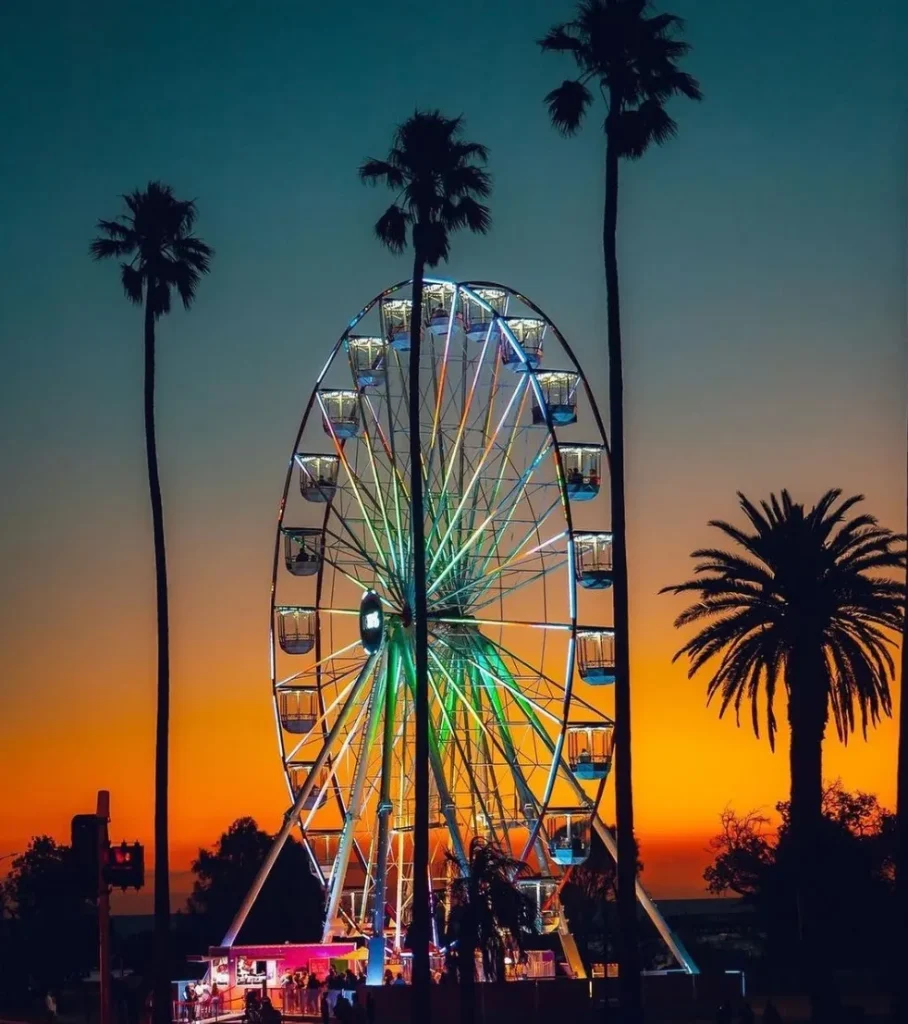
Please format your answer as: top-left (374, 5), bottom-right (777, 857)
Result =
top-left (223, 279), bottom-right (696, 977)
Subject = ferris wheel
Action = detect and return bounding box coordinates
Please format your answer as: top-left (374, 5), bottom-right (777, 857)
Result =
top-left (224, 279), bottom-right (695, 977)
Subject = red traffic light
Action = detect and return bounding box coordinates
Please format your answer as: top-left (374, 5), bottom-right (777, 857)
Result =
top-left (104, 841), bottom-right (145, 890)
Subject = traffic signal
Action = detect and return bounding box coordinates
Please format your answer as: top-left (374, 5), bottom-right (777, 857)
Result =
top-left (104, 841), bottom-right (144, 890)
top-left (71, 814), bottom-right (101, 898)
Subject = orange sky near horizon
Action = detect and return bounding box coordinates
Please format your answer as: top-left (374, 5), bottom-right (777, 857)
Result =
top-left (1, 472), bottom-right (901, 911)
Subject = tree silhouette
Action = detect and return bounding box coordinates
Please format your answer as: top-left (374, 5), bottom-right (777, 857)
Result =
top-left (665, 489), bottom-right (903, 1016)
top-left (359, 111), bottom-right (491, 1014)
top-left (705, 783), bottom-right (895, 974)
top-left (0, 838), bottom-right (96, 1003)
top-left (444, 838), bottom-right (536, 1024)
top-left (539, 6), bottom-right (700, 1019)
top-left (90, 182), bottom-right (213, 1024)
top-left (187, 818), bottom-right (324, 946)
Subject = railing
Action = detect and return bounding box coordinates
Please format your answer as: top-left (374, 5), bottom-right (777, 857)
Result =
top-left (171, 998), bottom-right (222, 1021)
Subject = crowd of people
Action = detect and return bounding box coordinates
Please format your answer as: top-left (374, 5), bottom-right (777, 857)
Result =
top-left (178, 982), bottom-right (221, 1020)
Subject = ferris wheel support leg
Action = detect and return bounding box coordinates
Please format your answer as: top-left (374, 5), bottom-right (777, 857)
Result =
top-left (368, 643), bottom-right (401, 983)
top-left (591, 817), bottom-right (699, 975)
top-left (221, 650), bottom-right (380, 948)
top-left (323, 659), bottom-right (388, 941)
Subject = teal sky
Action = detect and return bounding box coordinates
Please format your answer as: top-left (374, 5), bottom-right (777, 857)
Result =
top-left (1, 1), bottom-right (907, 896)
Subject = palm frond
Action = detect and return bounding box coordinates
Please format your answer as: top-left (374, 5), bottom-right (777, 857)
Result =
top-left (374, 204), bottom-right (408, 254)
top-left (665, 489), bottom-right (904, 748)
top-left (120, 264), bottom-right (144, 305)
top-left (544, 79), bottom-right (593, 136)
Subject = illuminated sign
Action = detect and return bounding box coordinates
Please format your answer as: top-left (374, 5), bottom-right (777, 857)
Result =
top-left (359, 591), bottom-right (384, 654)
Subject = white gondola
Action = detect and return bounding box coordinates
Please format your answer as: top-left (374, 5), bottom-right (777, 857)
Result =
top-left (567, 722), bottom-right (615, 780)
top-left (577, 628), bottom-right (615, 684)
top-left (296, 453), bottom-right (340, 502)
top-left (282, 527), bottom-right (324, 577)
top-left (278, 683), bottom-right (319, 734)
top-left (559, 443), bottom-right (603, 501)
top-left (500, 317), bottom-right (545, 371)
top-left (287, 761), bottom-right (329, 810)
top-left (346, 336), bottom-right (387, 387)
top-left (381, 297), bottom-right (412, 351)
top-left (465, 287), bottom-right (507, 342)
top-left (574, 531), bottom-right (613, 590)
top-left (532, 370), bottom-right (580, 426)
top-left (319, 389), bottom-right (360, 439)
top-left (545, 809), bottom-right (592, 866)
top-left (276, 606), bottom-right (317, 655)
top-left (423, 282), bottom-right (464, 337)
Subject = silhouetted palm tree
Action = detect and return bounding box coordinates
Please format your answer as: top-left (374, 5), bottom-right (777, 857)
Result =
top-left (90, 182), bottom-right (213, 1024)
top-left (359, 112), bottom-right (491, 1014)
top-left (444, 838), bottom-right (536, 1024)
top-left (539, 3), bottom-right (700, 1015)
top-left (664, 489), bottom-right (903, 1018)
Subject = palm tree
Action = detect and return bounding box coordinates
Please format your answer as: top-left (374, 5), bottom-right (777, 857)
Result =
top-left (444, 838), bottom-right (536, 1024)
top-left (664, 489), bottom-right (904, 1018)
top-left (90, 182), bottom-right (213, 1024)
top-left (359, 111), bottom-right (491, 1013)
top-left (539, 3), bottom-right (700, 1015)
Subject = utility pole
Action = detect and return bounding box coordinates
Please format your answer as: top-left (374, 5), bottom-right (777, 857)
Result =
top-left (97, 790), bottom-right (112, 1024)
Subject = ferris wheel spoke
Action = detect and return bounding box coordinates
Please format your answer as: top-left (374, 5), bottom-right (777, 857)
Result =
top-left (427, 374), bottom-right (530, 574)
top-left (467, 558), bottom-right (568, 616)
top-left (426, 449), bottom-right (553, 600)
top-left (282, 672), bottom-right (361, 763)
top-left (322, 520), bottom-right (397, 595)
top-left (301, 666), bottom-right (378, 833)
top-left (463, 386), bottom-right (539, 548)
top-left (318, 393), bottom-right (397, 575)
top-left (479, 632), bottom-right (586, 713)
top-left (423, 646), bottom-right (503, 855)
top-left (362, 394), bottom-right (410, 577)
top-left (471, 481), bottom-right (560, 587)
top-left (448, 528), bottom-right (567, 610)
top-left (275, 639), bottom-right (362, 689)
top-left (399, 636), bottom-right (469, 866)
top-left (426, 329), bottom-right (495, 534)
top-left (429, 630), bottom-right (564, 729)
top-left (426, 313), bottom-right (458, 470)
top-left (477, 636), bottom-right (583, 859)
top-left (356, 399), bottom-right (404, 583)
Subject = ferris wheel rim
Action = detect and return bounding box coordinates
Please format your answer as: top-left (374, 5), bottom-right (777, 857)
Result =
top-left (269, 277), bottom-right (613, 898)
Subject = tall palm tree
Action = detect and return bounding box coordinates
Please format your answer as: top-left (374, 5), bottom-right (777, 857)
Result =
top-left (444, 838), bottom-right (536, 1024)
top-left (664, 489), bottom-right (904, 1018)
top-left (539, 3), bottom-right (700, 1015)
top-left (90, 182), bottom-right (213, 1024)
top-left (359, 112), bottom-right (491, 1016)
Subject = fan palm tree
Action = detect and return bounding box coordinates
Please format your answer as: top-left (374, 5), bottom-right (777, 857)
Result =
top-left (664, 489), bottom-right (904, 1018)
top-left (359, 111), bottom-right (491, 1012)
top-left (90, 182), bottom-right (213, 1024)
top-left (539, 3), bottom-right (700, 1015)
top-left (444, 838), bottom-right (536, 1024)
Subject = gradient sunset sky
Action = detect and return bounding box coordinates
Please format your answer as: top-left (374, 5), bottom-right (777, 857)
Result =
top-left (1, 0), bottom-right (907, 906)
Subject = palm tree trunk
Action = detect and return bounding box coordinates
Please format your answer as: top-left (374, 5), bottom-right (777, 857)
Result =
top-left (145, 290), bottom-right (172, 1024)
top-left (788, 677), bottom-right (830, 1021)
top-left (604, 116), bottom-right (642, 1022)
top-left (408, 250), bottom-right (431, 1024)
top-left (459, 937), bottom-right (477, 1024)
